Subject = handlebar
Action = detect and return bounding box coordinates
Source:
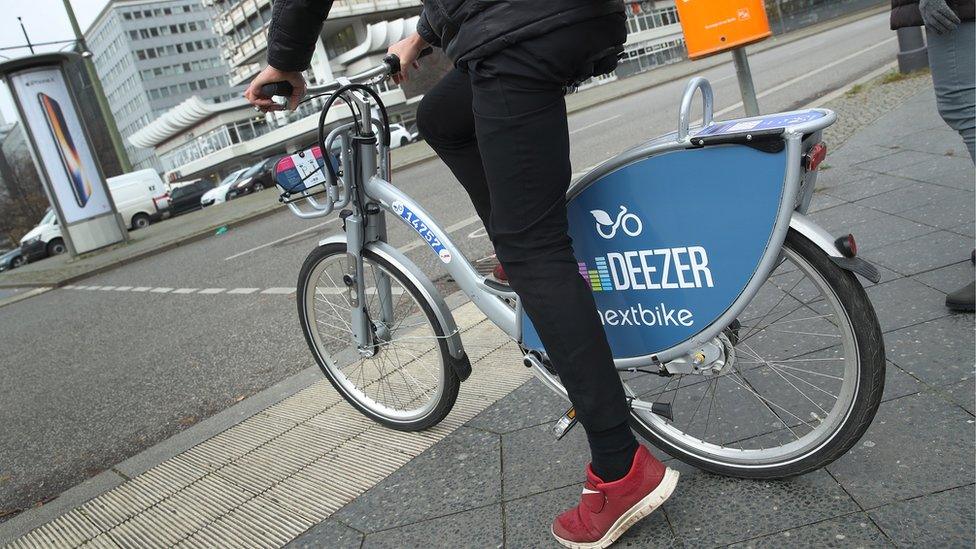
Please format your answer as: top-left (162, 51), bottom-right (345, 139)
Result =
top-left (259, 47), bottom-right (433, 99)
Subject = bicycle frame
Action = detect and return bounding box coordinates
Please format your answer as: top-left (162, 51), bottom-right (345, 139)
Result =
top-left (283, 74), bottom-right (876, 392)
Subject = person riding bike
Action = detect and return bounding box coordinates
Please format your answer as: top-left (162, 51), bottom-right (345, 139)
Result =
top-left (245, 1), bottom-right (679, 545)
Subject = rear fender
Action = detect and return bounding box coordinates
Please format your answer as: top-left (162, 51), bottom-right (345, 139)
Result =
top-left (789, 212), bottom-right (881, 283)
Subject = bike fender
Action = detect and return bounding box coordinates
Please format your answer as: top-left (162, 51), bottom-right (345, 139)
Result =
top-left (789, 212), bottom-right (882, 283)
top-left (319, 235), bottom-right (470, 379)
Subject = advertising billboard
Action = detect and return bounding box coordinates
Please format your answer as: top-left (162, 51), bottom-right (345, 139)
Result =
top-left (8, 67), bottom-right (112, 224)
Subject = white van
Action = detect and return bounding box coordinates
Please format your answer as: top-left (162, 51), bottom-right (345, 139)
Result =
top-left (107, 169), bottom-right (170, 230)
top-left (19, 209), bottom-right (66, 261)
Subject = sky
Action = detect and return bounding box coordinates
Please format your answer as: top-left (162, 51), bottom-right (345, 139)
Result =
top-left (0, 0), bottom-right (108, 123)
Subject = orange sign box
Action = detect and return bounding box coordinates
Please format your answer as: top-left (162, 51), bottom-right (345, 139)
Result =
top-left (675, 0), bottom-right (772, 59)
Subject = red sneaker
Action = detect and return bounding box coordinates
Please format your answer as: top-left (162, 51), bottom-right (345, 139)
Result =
top-left (551, 445), bottom-right (678, 548)
top-left (492, 263), bottom-right (508, 283)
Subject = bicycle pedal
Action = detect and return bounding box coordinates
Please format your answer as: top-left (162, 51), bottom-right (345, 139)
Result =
top-left (552, 407), bottom-right (578, 440)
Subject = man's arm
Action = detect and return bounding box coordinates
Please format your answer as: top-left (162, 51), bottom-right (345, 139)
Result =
top-left (245, 0), bottom-right (333, 111)
top-left (266, 0), bottom-right (335, 71)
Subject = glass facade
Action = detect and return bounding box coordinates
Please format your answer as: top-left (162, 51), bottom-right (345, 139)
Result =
top-left (86, 0), bottom-right (242, 172)
top-left (159, 117), bottom-right (271, 172)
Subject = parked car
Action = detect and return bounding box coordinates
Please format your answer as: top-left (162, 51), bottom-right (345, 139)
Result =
top-left (232, 155), bottom-right (286, 196)
top-left (201, 169), bottom-right (248, 207)
top-left (19, 209), bottom-right (66, 262)
top-left (389, 123), bottom-right (417, 148)
top-left (168, 179), bottom-right (214, 216)
top-left (107, 168), bottom-right (170, 230)
top-left (0, 247), bottom-right (26, 271)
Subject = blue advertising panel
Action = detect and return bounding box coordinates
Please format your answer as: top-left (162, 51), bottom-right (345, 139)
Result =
top-left (521, 144), bottom-right (788, 359)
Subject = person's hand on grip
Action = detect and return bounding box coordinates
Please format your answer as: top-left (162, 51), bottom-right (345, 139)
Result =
top-left (245, 66), bottom-right (307, 112)
top-left (387, 32), bottom-right (429, 84)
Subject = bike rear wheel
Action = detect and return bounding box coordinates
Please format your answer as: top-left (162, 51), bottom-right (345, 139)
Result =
top-left (298, 242), bottom-right (459, 431)
top-left (625, 229), bottom-right (885, 478)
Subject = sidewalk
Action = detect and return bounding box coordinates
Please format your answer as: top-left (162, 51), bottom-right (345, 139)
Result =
top-left (3, 71), bottom-right (974, 548)
top-left (0, 5), bottom-right (887, 292)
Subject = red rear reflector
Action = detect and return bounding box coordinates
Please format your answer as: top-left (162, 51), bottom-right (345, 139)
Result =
top-left (835, 234), bottom-right (857, 257)
top-left (804, 142), bottom-right (827, 171)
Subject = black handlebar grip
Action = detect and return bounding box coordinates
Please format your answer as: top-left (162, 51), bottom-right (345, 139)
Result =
top-left (259, 81), bottom-right (294, 98)
top-left (382, 47), bottom-right (434, 75)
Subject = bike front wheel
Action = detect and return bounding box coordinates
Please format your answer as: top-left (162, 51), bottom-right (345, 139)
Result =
top-left (625, 229), bottom-right (885, 479)
top-left (297, 243), bottom-right (459, 431)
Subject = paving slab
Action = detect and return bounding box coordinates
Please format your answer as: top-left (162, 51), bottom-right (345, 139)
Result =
top-left (884, 315), bottom-right (976, 387)
top-left (882, 362), bottom-right (924, 402)
top-left (466, 378), bottom-right (567, 435)
top-left (863, 230), bottom-right (973, 276)
top-left (948, 220), bottom-right (974, 238)
top-left (331, 426), bottom-right (502, 533)
top-left (854, 149), bottom-right (939, 175)
top-left (826, 392), bottom-right (975, 509)
top-left (284, 519), bottom-right (363, 549)
top-left (727, 512), bottom-right (891, 549)
top-left (853, 180), bottom-right (971, 216)
top-left (664, 463), bottom-right (859, 547)
top-left (810, 202), bottom-right (890, 230)
top-left (360, 504), bottom-right (504, 549)
top-left (500, 424), bottom-right (594, 501)
top-left (912, 261), bottom-right (976, 295)
top-left (892, 126), bottom-right (972, 157)
top-left (937, 378), bottom-right (976, 416)
top-left (877, 153), bottom-right (975, 191)
top-left (864, 277), bottom-right (951, 332)
top-left (502, 483), bottom-right (678, 549)
top-left (868, 484), bottom-right (975, 548)
top-left (820, 170), bottom-right (916, 202)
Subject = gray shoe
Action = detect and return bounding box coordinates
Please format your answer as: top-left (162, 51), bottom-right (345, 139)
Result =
top-left (946, 281), bottom-right (975, 312)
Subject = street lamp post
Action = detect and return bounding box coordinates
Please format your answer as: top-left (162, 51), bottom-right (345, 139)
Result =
top-left (60, 0), bottom-right (133, 173)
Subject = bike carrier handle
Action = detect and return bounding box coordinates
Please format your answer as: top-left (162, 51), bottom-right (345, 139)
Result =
top-left (678, 77), bottom-right (715, 141)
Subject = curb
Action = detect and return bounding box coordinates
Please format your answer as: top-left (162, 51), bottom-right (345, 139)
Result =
top-left (799, 60), bottom-right (899, 110)
top-left (0, 204), bottom-right (282, 290)
top-left (0, 287), bottom-right (52, 309)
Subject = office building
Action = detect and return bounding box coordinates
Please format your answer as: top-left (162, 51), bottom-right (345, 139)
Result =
top-left (86, 0), bottom-right (243, 172)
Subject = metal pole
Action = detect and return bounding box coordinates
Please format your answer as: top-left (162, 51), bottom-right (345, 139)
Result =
top-left (60, 0), bottom-right (133, 173)
top-left (895, 27), bottom-right (928, 73)
top-left (18, 18), bottom-right (35, 54)
top-left (732, 47), bottom-right (760, 117)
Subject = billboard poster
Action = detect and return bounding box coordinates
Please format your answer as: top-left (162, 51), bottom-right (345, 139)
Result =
top-left (9, 67), bottom-right (112, 224)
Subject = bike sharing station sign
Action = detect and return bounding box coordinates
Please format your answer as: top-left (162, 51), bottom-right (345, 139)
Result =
top-left (521, 144), bottom-right (789, 359)
top-left (675, 0), bottom-right (772, 59)
top-left (0, 54), bottom-right (125, 255)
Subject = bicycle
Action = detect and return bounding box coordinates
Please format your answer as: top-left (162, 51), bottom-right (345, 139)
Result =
top-left (266, 54), bottom-right (885, 479)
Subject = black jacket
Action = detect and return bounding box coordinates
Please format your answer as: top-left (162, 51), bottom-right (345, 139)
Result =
top-left (267, 0), bottom-right (624, 71)
top-left (890, 0), bottom-right (975, 29)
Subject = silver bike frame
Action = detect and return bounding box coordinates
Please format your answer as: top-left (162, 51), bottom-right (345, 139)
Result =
top-left (292, 68), bottom-right (844, 380)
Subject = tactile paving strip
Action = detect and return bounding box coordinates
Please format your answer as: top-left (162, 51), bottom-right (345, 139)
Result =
top-left (6, 302), bottom-right (530, 548)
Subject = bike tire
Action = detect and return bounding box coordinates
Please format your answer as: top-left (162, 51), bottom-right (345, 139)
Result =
top-left (630, 228), bottom-right (886, 479)
top-left (297, 242), bottom-right (460, 431)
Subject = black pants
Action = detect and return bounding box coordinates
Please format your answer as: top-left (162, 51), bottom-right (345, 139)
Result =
top-left (418, 16), bottom-right (633, 441)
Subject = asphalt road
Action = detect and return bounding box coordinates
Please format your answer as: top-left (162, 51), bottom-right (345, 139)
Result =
top-left (0, 12), bottom-right (898, 519)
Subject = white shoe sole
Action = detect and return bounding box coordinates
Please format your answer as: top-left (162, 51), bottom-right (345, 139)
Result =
top-left (551, 468), bottom-right (680, 549)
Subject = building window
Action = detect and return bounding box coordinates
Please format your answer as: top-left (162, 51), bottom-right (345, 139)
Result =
top-left (625, 2), bottom-right (680, 34)
top-left (326, 25), bottom-right (357, 58)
